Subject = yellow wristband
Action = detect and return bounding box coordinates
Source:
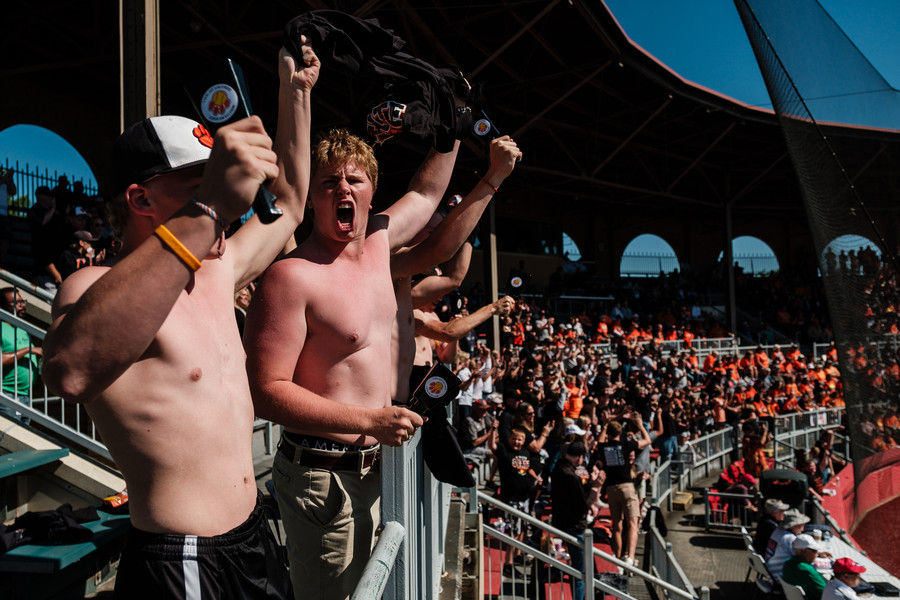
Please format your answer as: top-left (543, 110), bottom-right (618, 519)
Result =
top-left (154, 224), bottom-right (202, 272)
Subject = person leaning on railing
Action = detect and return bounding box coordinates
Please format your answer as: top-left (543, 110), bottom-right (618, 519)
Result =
top-left (1, 287), bottom-right (41, 425)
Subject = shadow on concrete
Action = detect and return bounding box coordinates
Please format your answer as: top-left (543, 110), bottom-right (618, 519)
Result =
top-left (687, 535), bottom-right (747, 550)
top-left (714, 580), bottom-right (755, 600)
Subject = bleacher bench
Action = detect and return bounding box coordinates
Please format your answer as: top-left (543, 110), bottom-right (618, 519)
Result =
top-left (0, 448), bottom-right (129, 576)
top-left (0, 511), bottom-right (130, 574)
top-left (0, 448), bottom-right (69, 479)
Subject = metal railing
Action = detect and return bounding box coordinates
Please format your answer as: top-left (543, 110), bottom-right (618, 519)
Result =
top-left (647, 457), bottom-right (712, 600)
top-left (652, 457), bottom-right (676, 510)
top-left (0, 306), bottom-right (110, 460)
top-left (646, 523), bottom-right (704, 600)
top-left (352, 521), bottom-right (406, 600)
top-left (572, 336), bottom-right (739, 363)
top-left (2, 158), bottom-right (98, 219)
top-left (379, 428), bottom-right (451, 600)
top-left (809, 497), bottom-right (858, 550)
top-left (618, 253), bottom-right (779, 278)
top-left (703, 490), bottom-right (760, 531)
top-left (813, 336), bottom-right (900, 360)
top-left (619, 253), bottom-right (681, 278)
top-left (474, 489), bottom-right (697, 600)
top-left (0, 269), bottom-right (56, 304)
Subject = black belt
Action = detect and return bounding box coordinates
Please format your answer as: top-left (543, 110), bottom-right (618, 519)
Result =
top-left (277, 435), bottom-right (381, 473)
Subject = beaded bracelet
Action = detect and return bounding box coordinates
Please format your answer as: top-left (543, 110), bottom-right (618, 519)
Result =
top-left (481, 177), bottom-right (499, 194)
top-left (154, 224), bottom-right (202, 272)
top-left (189, 197), bottom-right (229, 230)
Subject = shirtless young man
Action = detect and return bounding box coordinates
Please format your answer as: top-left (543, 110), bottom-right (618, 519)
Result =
top-left (243, 130), bottom-right (460, 599)
top-left (41, 43), bottom-right (319, 598)
top-left (391, 135), bottom-right (522, 402)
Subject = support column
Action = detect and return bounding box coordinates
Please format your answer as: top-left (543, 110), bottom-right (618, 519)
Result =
top-left (120, 0), bottom-right (160, 131)
top-left (483, 202), bottom-right (500, 350)
top-left (723, 200), bottom-right (737, 335)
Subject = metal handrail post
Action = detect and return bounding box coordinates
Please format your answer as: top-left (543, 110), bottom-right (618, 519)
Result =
top-left (584, 528), bottom-right (595, 600)
top-left (351, 521), bottom-right (406, 600)
top-left (704, 489), bottom-right (710, 531)
top-left (479, 492), bottom-right (694, 599)
top-left (0, 268), bottom-right (56, 303)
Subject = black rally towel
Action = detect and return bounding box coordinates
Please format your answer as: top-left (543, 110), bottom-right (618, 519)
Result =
top-left (284, 11), bottom-right (468, 151)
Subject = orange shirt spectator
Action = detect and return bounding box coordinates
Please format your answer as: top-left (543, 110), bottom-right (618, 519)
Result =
top-left (563, 375), bottom-right (584, 419)
top-left (687, 353), bottom-right (699, 370)
top-left (754, 349), bottom-right (770, 370)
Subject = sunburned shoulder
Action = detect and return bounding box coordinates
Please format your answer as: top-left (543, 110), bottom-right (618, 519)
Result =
top-left (260, 254), bottom-right (309, 282)
top-left (52, 265), bottom-right (111, 319)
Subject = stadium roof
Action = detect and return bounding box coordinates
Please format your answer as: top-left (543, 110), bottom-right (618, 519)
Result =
top-left (3, 1), bottom-right (900, 251)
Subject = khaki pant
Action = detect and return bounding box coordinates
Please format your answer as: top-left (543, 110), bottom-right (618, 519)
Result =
top-left (606, 482), bottom-right (640, 522)
top-left (273, 451), bottom-right (381, 600)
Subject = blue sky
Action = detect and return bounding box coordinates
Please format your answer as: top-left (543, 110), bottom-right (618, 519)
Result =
top-left (604, 0), bottom-right (900, 106)
top-left (0, 124), bottom-right (97, 189)
top-left (2, 1), bottom-right (899, 197)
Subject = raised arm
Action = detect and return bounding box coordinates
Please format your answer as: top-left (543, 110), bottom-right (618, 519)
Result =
top-left (408, 242), bottom-right (472, 309)
top-left (244, 262), bottom-right (421, 446)
top-left (42, 119), bottom-right (276, 403)
top-left (414, 296), bottom-right (515, 343)
top-left (381, 140), bottom-right (461, 251)
top-left (630, 413), bottom-right (653, 449)
top-left (229, 42), bottom-right (319, 289)
top-left (392, 136), bottom-right (521, 280)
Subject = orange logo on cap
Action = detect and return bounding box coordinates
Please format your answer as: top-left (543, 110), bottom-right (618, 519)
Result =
top-left (193, 124), bottom-right (214, 149)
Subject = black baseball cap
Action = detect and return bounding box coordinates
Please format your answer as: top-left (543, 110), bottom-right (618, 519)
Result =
top-left (113, 116), bottom-right (213, 196)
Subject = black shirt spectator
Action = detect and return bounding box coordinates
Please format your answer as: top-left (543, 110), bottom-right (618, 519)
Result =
top-left (550, 450), bottom-right (594, 531)
top-left (754, 498), bottom-right (788, 555)
top-left (496, 434), bottom-right (535, 503)
top-left (594, 435), bottom-right (639, 486)
top-left (28, 186), bottom-right (67, 286)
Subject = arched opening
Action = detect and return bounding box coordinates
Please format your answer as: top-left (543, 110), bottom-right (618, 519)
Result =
top-left (820, 234), bottom-right (881, 276)
top-left (717, 235), bottom-right (779, 276)
top-left (0, 124), bottom-right (97, 215)
top-left (620, 234), bottom-right (679, 278)
top-left (562, 232), bottom-right (581, 261)
top-left (562, 232), bottom-right (587, 275)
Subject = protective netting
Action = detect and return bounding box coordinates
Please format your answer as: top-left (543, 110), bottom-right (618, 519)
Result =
top-left (734, 0), bottom-right (900, 518)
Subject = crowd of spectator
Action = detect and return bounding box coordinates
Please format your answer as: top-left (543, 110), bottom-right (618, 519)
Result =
top-left (25, 176), bottom-right (117, 290)
top-left (441, 274), bottom-right (858, 591)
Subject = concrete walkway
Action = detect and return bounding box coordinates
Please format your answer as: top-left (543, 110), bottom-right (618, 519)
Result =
top-left (662, 480), bottom-right (756, 600)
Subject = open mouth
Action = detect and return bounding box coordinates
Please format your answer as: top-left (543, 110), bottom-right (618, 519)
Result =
top-left (336, 201), bottom-right (354, 232)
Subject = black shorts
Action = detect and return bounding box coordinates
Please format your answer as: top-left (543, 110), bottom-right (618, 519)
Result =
top-left (114, 495), bottom-right (291, 599)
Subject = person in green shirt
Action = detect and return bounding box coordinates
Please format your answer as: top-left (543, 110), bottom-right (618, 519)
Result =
top-left (783, 534), bottom-right (828, 600)
top-left (1, 287), bottom-right (41, 424)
